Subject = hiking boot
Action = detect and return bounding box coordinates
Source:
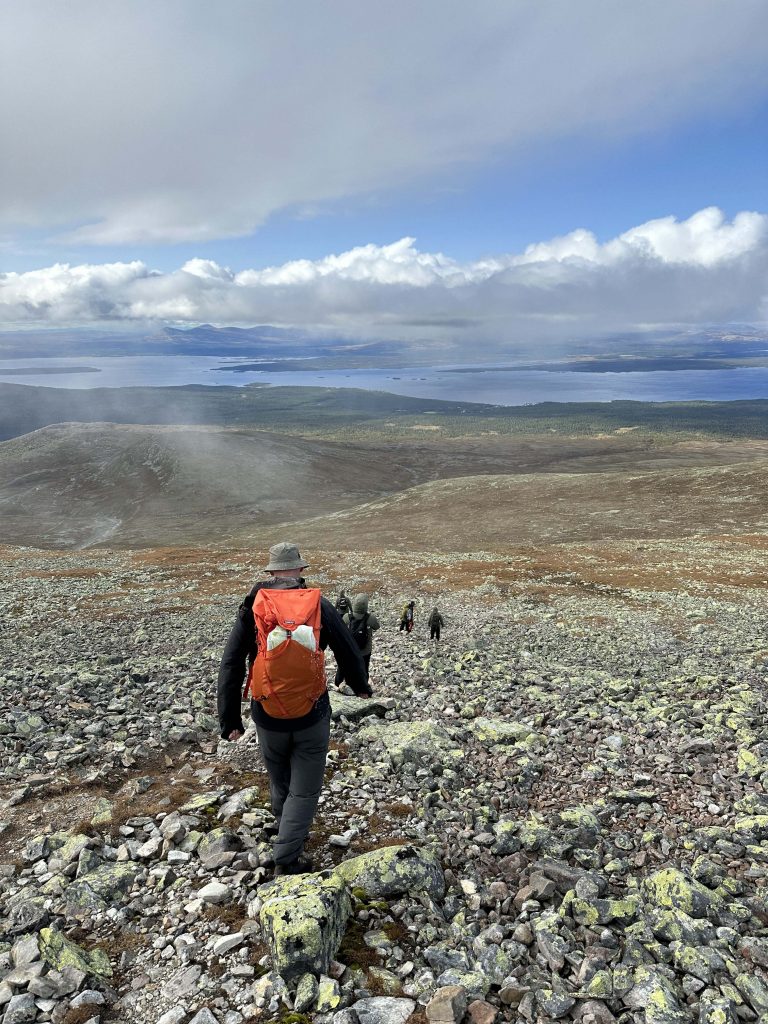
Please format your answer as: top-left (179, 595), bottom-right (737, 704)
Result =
top-left (273, 856), bottom-right (314, 877)
top-left (264, 822), bottom-right (280, 838)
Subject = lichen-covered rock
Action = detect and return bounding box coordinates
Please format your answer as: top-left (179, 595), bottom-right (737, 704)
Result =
top-left (330, 691), bottom-right (390, 722)
top-left (624, 966), bottom-right (688, 1024)
top-left (23, 832), bottom-right (68, 863)
top-left (570, 894), bottom-right (641, 927)
top-left (316, 974), bottom-right (341, 1011)
top-left (62, 862), bottom-right (139, 916)
top-left (333, 844), bottom-right (445, 901)
top-left (645, 906), bottom-right (716, 945)
top-left (179, 790), bottom-right (224, 813)
top-left (642, 867), bottom-right (723, 921)
top-left (491, 818), bottom-right (521, 855)
top-left (698, 995), bottom-right (738, 1024)
top-left (734, 815), bottom-right (768, 841)
top-left (217, 786), bottom-right (265, 820)
top-left (467, 717), bottom-right (532, 745)
top-left (293, 972), bottom-right (319, 1013)
top-left (259, 871), bottom-right (351, 980)
top-left (38, 928), bottom-right (111, 978)
top-left (537, 988), bottom-right (576, 1019)
top-left (359, 719), bottom-right (461, 767)
top-left (90, 798), bottom-right (113, 825)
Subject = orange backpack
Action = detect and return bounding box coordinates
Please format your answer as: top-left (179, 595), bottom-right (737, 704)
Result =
top-left (245, 588), bottom-right (326, 718)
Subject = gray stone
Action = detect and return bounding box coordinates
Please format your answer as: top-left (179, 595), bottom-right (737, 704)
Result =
top-left (198, 828), bottom-right (241, 869)
top-left (161, 964), bottom-right (202, 1000)
top-left (188, 1011), bottom-right (219, 1024)
top-left (426, 984), bottom-right (468, 1023)
top-left (354, 997), bottom-right (417, 1024)
top-left (2, 993), bottom-right (37, 1024)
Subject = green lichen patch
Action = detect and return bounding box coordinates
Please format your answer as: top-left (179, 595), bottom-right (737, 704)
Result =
top-left (467, 717), bottom-right (533, 745)
top-left (642, 867), bottom-right (723, 920)
top-left (38, 928), bottom-right (112, 978)
top-left (333, 844), bottom-right (445, 901)
top-left (260, 872), bottom-right (352, 980)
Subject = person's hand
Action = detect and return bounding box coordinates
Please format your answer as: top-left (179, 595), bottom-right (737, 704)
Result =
top-left (228, 729), bottom-right (244, 741)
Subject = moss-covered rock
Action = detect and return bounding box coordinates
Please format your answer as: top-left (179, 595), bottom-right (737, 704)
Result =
top-left (260, 872), bottom-right (351, 980)
top-left (333, 844), bottom-right (445, 901)
top-left (38, 928), bottom-right (111, 978)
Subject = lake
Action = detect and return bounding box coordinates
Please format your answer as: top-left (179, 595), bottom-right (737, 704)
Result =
top-left (1, 355), bottom-right (768, 405)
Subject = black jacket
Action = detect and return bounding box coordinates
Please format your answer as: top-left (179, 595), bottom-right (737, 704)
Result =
top-left (217, 577), bottom-right (371, 737)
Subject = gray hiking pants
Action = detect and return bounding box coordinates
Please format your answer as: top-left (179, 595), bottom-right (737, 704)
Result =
top-left (255, 709), bottom-right (331, 865)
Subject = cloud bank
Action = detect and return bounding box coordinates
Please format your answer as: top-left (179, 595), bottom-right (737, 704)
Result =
top-left (2, 209), bottom-right (766, 345)
top-left (1, 1), bottom-right (767, 245)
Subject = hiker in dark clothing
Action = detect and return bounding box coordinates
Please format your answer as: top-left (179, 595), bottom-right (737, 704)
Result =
top-left (217, 542), bottom-right (371, 875)
top-left (335, 589), bottom-right (352, 616)
top-left (335, 593), bottom-right (380, 686)
top-left (428, 606), bottom-right (444, 641)
top-left (399, 600), bottom-right (415, 633)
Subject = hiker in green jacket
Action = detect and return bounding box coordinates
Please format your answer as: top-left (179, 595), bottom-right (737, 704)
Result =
top-left (336, 593), bottom-right (380, 684)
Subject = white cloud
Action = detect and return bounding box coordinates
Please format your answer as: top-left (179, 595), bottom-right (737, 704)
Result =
top-left (1, 209), bottom-right (766, 345)
top-left (0, 1), bottom-right (767, 245)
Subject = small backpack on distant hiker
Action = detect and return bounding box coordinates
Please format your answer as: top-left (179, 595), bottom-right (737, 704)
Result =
top-left (244, 588), bottom-right (326, 718)
top-left (348, 612), bottom-right (370, 649)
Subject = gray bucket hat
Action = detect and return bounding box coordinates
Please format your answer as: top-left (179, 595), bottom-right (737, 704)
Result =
top-left (263, 541), bottom-right (309, 573)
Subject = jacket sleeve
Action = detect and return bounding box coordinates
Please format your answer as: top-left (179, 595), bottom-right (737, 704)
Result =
top-left (321, 598), bottom-right (372, 696)
top-left (217, 597), bottom-right (255, 738)
top-left (369, 613), bottom-right (381, 632)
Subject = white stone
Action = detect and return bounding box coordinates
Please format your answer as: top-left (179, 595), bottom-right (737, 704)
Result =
top-left (198, 881), bottom-right (231, 904)
top-left (212, 932), bottom-right (245, 956)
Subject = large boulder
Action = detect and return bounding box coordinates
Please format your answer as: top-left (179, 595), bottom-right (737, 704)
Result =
top-left (333, 844), bottom-right (445, 901)
top-left (259, 871), bottom-right (351, 980)
top-left (330, 691), bottom-right (391, 722)
top-left (359, 720), bottom-right (461, 768)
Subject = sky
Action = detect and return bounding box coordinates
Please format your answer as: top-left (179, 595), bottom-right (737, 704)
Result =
top-left (1, 0), bottom-right (767, 349)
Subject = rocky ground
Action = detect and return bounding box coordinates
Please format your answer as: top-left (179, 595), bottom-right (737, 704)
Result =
top-left (1, 540), bottom-right (767, 1024)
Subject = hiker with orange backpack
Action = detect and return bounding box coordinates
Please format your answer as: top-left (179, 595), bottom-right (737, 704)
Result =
top-left (217, 542), bottom-right (371, 876)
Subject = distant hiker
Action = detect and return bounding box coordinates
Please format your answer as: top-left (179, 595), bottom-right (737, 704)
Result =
top-left (335, 589), bottom-right (352, 616)
top-left (217, 542), bottom-right (371, 876)
top-left (399, 600), bottom-right (415, 633)
top-left (336, 593), bottom-right (380, 686)
top-left (428, 606), bottom-right (444, 641)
